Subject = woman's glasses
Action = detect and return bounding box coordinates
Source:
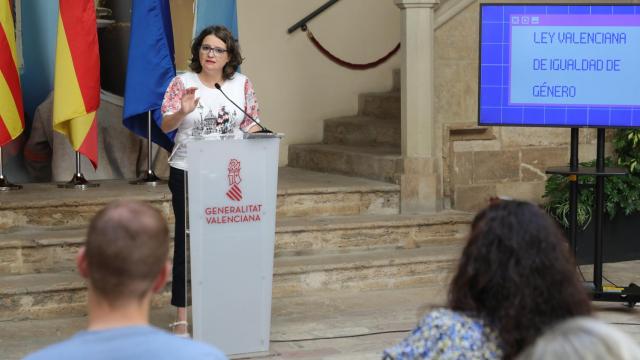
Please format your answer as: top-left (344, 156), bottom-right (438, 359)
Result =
top-left (200, 45), bottom-right (227, 57)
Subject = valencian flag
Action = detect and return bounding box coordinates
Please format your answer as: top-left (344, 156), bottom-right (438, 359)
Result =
top-left (0, 0), bottom-right (24, 146)
top-left (123, 0), bottom-right (176, 151)
top-left (53, 0), bottom-right (100, 168)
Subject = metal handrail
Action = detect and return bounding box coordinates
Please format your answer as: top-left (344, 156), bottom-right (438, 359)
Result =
top-left (287, 0), bottom-right (340, 34)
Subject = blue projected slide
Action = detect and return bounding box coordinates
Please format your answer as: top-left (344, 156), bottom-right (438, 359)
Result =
top-left (479, 5), bottom-right (640, 127)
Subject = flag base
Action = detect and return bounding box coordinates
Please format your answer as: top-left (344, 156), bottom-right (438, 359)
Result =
top-left (58, 173), bottom-right (100, 190)
top-left (130, 170), bottom-right (166, 186)
top-left (0, 176), bottom-right (22, 191)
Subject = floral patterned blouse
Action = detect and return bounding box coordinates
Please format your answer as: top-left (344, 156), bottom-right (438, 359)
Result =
top-left (383, 309), bottom-right (503, 360)
top-left (160, 71), bottom-right (260, 170)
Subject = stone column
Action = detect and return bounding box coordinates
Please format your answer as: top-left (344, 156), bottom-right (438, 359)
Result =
top-left (394, 0), bottom-right (442, 213)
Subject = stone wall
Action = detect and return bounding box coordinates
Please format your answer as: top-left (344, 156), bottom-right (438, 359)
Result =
top-left (444, 124), bottom-right (613, 211)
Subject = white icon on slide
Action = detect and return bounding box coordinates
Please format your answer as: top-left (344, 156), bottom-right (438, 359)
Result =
top-left (522, 17), bottom-right (530, 24)
top-left (512, 16), bottom-right (520, 24)
top-left (531, 16), bottom-right (540, 24)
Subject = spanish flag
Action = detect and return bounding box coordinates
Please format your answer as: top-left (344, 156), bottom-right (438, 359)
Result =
top-left (53, 0), bottom-right (99, 168)
top-left (0, 0), bottom-right (24, 147)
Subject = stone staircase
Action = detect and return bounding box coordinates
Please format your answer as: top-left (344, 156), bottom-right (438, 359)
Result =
top-left (0, 167), bottom-right (471, 321)
top-left (288, 71), bottom-right (402, 184)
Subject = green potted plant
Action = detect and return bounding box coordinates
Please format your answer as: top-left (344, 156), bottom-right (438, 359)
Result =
top-left (543, 129), bottom-right (640, 262)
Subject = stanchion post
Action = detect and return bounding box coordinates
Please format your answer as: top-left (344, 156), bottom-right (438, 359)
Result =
top-left (0, 147), bottom-right (22, 191)
top-left (131, 111), bottom-right (165, 186)
top-left (58, 152), bottom-right (99, 189)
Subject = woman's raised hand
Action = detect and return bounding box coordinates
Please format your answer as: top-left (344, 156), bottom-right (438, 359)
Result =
top-left (180, 87), bottom-right (200, 115)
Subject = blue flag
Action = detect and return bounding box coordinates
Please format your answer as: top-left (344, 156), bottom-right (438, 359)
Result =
top-left (194, 0), bottom-right (238, 38)
top-left (123, 0), bottom-right (176, 151)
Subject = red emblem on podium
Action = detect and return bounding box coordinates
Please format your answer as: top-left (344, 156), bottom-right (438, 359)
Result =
top-left (226, 159), bottom-right (242, 201)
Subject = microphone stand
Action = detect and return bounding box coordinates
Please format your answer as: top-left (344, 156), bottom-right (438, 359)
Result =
top-left (214, 83), bottom-right (272, 134)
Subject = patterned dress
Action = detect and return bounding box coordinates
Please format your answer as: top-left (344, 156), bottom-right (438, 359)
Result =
top-left (383, 309), bottom-right (503, 360)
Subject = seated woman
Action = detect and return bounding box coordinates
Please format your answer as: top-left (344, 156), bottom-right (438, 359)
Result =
top-left (383, 200), bottom-right (592, 360)
top-left (516, 317), bottom-right (640, 360)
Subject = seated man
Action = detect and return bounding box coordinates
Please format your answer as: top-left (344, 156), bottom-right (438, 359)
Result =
top-left (24, 200), bottom-right (226, 360)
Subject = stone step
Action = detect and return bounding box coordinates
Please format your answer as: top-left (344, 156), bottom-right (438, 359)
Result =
top-left (0, 272), bottom-right (86, 321)
top-left (0, 182), bottom-right (173, 232)
top-left (288, 144), bottom-right (402, 184)
top-left (0, 212), bottom-right (472, 275)
top-left (0, 167), bottom-right (399, 231)
top-left (0, 271), bottom-right (171, 321)
top-left (359, 92), bottom-right (400, 119)
top-left (275, 167), bottom-right (399, 217)
top-left (0, 228), bottom-right (86, 275)
top-left (323, 116), bottom-right (400, 147)
top-left (276, 212), bottom-right (471, 256)
top-left (0, 245), bottom-right (463, 320)
top-left (273, 245), bottom-right (462, 297)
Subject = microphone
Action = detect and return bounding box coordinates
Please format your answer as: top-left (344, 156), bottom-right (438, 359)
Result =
top-left (214, 83), bottom-right (272, 133)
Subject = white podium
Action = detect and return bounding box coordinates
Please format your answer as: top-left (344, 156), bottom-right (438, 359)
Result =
top-left (186, 133), bottom-right (281, 357)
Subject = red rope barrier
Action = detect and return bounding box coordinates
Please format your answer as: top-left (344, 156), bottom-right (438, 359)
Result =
top-left (306, 29), bottom-right (400, 70)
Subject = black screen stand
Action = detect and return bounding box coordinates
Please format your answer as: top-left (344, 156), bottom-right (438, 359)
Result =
top-left (546, 128), bottom-right (640, 307)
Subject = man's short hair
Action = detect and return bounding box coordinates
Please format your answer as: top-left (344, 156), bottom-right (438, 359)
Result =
top-left (85, 200), bottom-right (169, 304)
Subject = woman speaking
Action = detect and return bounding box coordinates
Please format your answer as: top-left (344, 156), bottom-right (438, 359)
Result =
top-left (160, 25), bottom-right (261, 336)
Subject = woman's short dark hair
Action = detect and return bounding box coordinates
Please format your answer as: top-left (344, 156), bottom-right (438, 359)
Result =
top-left (189, 25), bottom-right (243, 80)
top-left (448, 200), bottom-right (592, 360)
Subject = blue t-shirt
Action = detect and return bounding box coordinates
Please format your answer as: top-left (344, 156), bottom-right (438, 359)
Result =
top-left (23, 325), bottom-right (227, 360)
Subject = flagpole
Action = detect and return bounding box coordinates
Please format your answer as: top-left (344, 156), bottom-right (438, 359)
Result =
top-left (0, 147), bottom-right (22, 191)
top-left (131, 111), bottom-right (165, 186)
top-left (58, 152), bottom-right (99, 189)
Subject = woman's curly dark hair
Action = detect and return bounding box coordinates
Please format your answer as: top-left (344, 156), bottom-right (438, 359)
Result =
top-left (189, 25), bottom-right (243, 80)
top-left (448, 200), bottom-right (592, 359)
